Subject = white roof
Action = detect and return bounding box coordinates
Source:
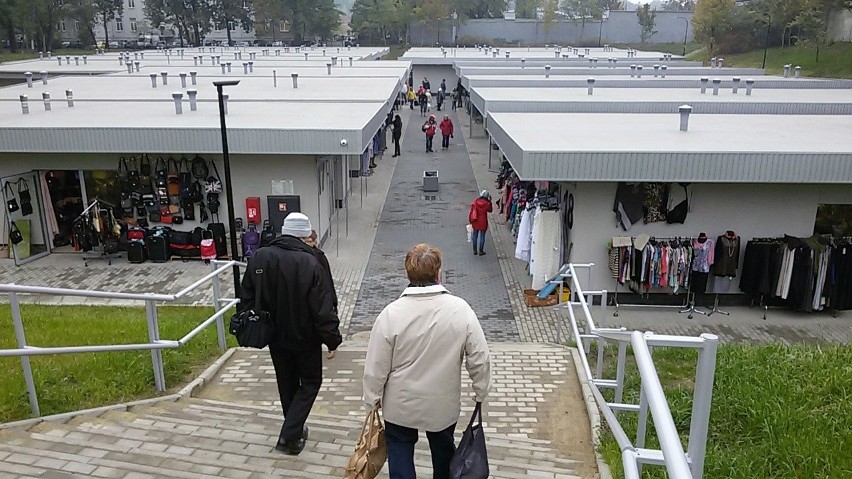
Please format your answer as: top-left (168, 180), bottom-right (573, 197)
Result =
top-left (487, 112), bottom-right (852, 183)
top-left (401, 46), bottom-right (676, 61)
top-left (461, 74), bottom-right (852, 91)
top-left (471, 87), bottom-right (852, 115)
top-left (457, 65), bottom-right (764, 77)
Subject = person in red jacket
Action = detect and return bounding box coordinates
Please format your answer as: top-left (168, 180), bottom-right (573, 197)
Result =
top-left (421, 114), bottom-right (437, 152)
top-left (439, 115), bottom-right (454, 150)
top-left (468, 190), bottom-right (493, 256)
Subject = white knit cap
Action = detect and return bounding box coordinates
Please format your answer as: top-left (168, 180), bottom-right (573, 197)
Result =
top-left (281, 212), bottom-right (312, 237)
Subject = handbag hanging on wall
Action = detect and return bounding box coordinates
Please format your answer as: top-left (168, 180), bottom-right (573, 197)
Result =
top-left (4, 181), bottom-right (19, 214)
top-left (17, 178), bottom-right (33, 217)
top-left (9, 221), bottom-right (24, 245)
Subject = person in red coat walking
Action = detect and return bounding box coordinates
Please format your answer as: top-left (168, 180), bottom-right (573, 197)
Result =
top-left (468, 190), bottom-right (493, 256)
top-left (421, 114), bottom-right (437, 152)
top-left (439, 115), bottom-right (454, 150)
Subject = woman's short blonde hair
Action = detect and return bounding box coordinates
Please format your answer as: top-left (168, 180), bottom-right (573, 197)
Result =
top-left (405, 243), bottom-right (442, 285)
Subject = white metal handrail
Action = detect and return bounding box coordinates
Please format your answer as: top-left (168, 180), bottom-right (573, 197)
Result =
top-left (561, 263), bottom-right (718, 479)
top-left (0, 259), bottom-right (246, 418)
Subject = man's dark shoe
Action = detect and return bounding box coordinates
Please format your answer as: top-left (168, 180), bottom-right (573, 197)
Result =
top-left (479, 250), bottom-right (486, 256)
top-left (275, 426), bottom-right (309, 456)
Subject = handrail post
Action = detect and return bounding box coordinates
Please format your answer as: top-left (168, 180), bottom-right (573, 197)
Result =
top-left (596, 290), bottom-right (608, 379)
top-left (10, 292), bottom-right (41, 417)
top-left (614, 341), bottom-right (628, 406)
top-left (145, 298), bottom-right (166, 392)
top-left (211, 261), bottom-right (227, 352)
top-left (688, 334), bottom-right (719, 479)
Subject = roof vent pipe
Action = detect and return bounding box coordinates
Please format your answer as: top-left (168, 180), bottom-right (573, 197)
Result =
top-left (248, 60), bottom-right (254, 73)
top-left (83, 55), bottom-right (88, 64)
top-left (710, 57), bottom-right (717, 67)
top-left (612, 58), bottom-right (618, 67)
top-left (211, 55), bottom-right (216, 66)
top-left (150, 73), bottom-right (157, 87)
top-left (794, 66), bottom-right (801, 78)
top-left (172, 92), bottom-right (183, 115)
top-left (291, 72), bottom-right (299, 88)
top-left (783, 64), bottom-right (791, 78)
top-left (42, 92), bottom-right (51, 111)
top-left (521, 58), bottom-right (526, 69)
top-left (630, 64), bottom-right (636, 77)
top-left (134, 61), bottom-right (140, 72)
top-left (732, 77), bottom-right (740, 94)
top-left (74, 56), bottom-right (79, 66)
top-left (275, 49), bottom-right (280, 56)
top-left (679, 105), bottom-right (692, 132)
top-left (745, 78), bottom-right (754, 95)
top-left (180, 72), bottom-right (187, 87)
top-left (118, 55), bottom-right (123, 66)
top-left (193, 56), bottom-right (199, 66)
top-left (331, 56), bottom-right (337, 66)
top-left (221, 63), bottom-right (227, 74)
top-left (40, 71), bottom-right (48, 85)
top-left (134, 52), bottom-right (139, 60)
top-left (25, 72), bottom-right (33, 88)
top-left (226, 62), bottom-right (232, 72)
top-left (585, 48), bottom-right (590, 55)
top-left (653, 64), bottom-right (659, 77)
top-left (66, 89), bottom-right (74, 107)
top-left (273, 69), bottom-right (277, 87)
top-left (349, 56), bottom-right (353, 66)
top-left (305, 52), bottom-right (309, 60)
top-left (712, 78), bottom-right (721, 95)
top-left (233, 52), bottom-right (239, 60)
top-left (661, 65), bottom-right (667, 78)
top-left (126, 62), bottom-right (132, 74)
top-left (189, 71), bottom-right (197, 85)
top-left (222, 93), bottom-right (229, 114)
top-left (327, 62), bottom-right (332, 75)
top-left (544, 64), bottom-right (551, 78)
top-left (242, 62), bottom-right (249, 74)
top-left (593, 57), bottom-right (598, 67)
top-left (39, 51), bottom-right (43, 59)
top-left (700, 77), bottom-right (709, 94)
top-left (187, 89), bottom-right (198, 111)
top-left (636, 65), bottom-right (643, 78)
top-left (505, 51), bottom-right (510, 59)
top-left (46, 51), bottom-right (51, 59)
top-left (20, 95), bottom-right (29, 114)
top-left (718, 58), bottom-right (725, 67)
top-left (57, 57), bottom-right (62, 66)
top-left (587, 78), bottom-right (595, 95)
top-left (161, 71), bottom-right (168, 85)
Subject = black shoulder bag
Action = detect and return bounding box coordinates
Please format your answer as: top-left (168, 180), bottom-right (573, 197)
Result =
top-left (4, 181), bottom-right (19, 214)
top-left (449, 402), bottom-right (489, 479)
top-left (18, 179), bottom-right (33, 217)
top-left (229, 266), bottom-right (274, 349)
top-left (9, 221), bottom-right (24, 245)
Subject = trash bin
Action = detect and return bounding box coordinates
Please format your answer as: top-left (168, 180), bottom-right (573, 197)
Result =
top-left (423, 170), bottom-right (439, 192)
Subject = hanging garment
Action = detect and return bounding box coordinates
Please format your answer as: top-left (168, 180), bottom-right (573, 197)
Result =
top-left (531, 209), bottom-right (562, 291)
top-left (713, 234), bottom-right (741, 277)
top-left (691, 239), bottom-right (715, 273)
top-left (613, 183), bottom-right (643, 231)
top-left (529, 207), bottom-right (541, 279)
top-left (515, 208), bottom-right (533, 262)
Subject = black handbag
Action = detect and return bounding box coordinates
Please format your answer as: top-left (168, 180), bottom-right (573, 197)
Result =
top-left (449, 402), bottom-right (489, 479)
top-left (9, 221), bottom-right (23, 244)
top-left (4, 182), bottom-right (19, 214)
top-left (17, 179), bottom-right (32, 217)
top-left (229, 266), bottom-right (275, 349)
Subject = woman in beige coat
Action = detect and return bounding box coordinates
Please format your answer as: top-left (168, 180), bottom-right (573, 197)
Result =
top-left (362, 243), bottom-right (492, 479)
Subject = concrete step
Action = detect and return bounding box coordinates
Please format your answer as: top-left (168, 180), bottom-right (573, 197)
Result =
top-left (0, 397), bottom-right (583, 479)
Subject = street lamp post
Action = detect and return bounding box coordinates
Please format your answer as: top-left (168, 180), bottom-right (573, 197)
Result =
top-left (677, 17), bottom-right (689, 57)
top-left (762, 12), bottom-right (771, 70)
top-left (213, 80), bottom-right (242, 295)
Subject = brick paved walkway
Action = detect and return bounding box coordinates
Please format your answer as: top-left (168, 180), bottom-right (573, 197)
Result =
top-left (347, 108), bottom-right (518, 342)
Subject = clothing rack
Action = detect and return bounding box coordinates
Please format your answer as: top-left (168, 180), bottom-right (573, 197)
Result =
top-left (74, 198), bottom-right (121, 266)
top-left (609, 235), bottom-right (695, 317)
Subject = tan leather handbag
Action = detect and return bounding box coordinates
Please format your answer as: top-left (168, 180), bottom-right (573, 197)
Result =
top-left (344, 408), bottom-right (387, 479)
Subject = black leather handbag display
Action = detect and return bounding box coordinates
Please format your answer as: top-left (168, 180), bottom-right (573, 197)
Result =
top-left (229, 266), bottom-right (274, 349)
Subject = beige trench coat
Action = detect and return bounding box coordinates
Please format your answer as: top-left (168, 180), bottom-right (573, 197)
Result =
top-left (362, 285), bottom-right (492, 432)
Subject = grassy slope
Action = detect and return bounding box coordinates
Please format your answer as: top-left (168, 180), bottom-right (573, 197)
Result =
top-left (0, 304), bottom-right (237, 423)
top-left (0, 49), bottom-right (98, 64)
top-left (615, 42), bottom-right (703, 57)
top-left (597, 344), bottom-right (852, 478)
top-left (704, 43), bottom-right (852, 79)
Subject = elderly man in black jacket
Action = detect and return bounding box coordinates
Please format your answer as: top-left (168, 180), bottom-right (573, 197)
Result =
top-left (238, 212), bottom-right (342, 456)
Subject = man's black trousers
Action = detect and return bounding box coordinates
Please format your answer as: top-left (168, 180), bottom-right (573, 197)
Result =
top-left (269, 346), bottom-right (323, 442)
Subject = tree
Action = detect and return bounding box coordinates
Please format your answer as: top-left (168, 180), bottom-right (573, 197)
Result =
top-left (209, 0), bottom-right (252, 46)
top-left (308, 0), bottom-right (341, 42)
top-left (15, 0), bottom-right (63, 50)
top-left (636, 3), bottom-right (657, 42)
top-left (413, 0), bottom-right (449, 45)
top-left (352, 0), bottom-right (412, 44)
top-left (564, 0), bottom-right (604, 37)
top-left (516, 0), bottom-right (540, 18)
top-left (145, 0), bottom-right (212, 47)
top-left (63, 0), bottom-right (99, 47)
top-left (541, 0), bottom-right (558, 41)
top-left (692, 0), bottom-right (735, 56)
top-left (94, 0), bottom-right (122, 49)
top-left (454, 0), bottom-right (507, 19)
top-left (253, 0), bottom-right (289, 43)
top-left (663, 0), bottom-right (695, 11)
top-left (0, 0), bottom-right (20, 52)
top-left (600, 0), bottom-right (623, 11)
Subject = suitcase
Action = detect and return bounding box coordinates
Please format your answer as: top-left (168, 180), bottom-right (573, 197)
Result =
top-left (127, 240), bottom-right (147, 264)
top-left (260, 219), bottom-right (276, 247)
top-left (207, 223), bottom-right (228, 258)
top-left (148, 235), bottom-right (170, 263)
top-left (170, 243), bottom-right (200, 260)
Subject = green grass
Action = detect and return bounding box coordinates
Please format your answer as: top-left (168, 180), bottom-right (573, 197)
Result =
top-left (0, 304), bottom-right (237, 423)
top-left (614, 42), bottom-right (703, 57)
top-left (594, 343), bottom-right (852, 478)
top-left (713, 43), bottom-right (852, 79)
top-left (382, 44), bottom-right (409, 60)
top-left (0, 48), bottom-right (98, 64)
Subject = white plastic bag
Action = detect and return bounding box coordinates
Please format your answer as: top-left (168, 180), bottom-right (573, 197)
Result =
top-left (466, 224), bottom-right (473, 243)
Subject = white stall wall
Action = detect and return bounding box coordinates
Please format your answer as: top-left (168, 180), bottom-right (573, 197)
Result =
top-left (412, 65), bottom-right (458, 94)
top-left (564, 182), bottom-right (852, 292)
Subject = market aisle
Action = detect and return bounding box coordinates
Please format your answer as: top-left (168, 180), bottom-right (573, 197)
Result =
top-left (347, 108), bottom-right (518, 341)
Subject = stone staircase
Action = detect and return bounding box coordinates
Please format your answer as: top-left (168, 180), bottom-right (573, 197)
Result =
top-left (0, 396), bottom-right (584, 478)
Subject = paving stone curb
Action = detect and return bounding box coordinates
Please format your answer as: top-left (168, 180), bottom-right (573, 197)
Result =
top-left (0, 347), bottom-right (237, 431)
top-left (570, 347), bottom-right (614, 479)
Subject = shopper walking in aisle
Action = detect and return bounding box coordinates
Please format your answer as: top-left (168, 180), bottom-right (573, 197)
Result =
top-left (422, 115), bottom-right (437, 152)
top-left (469, 190), bottom-right (493, 256)
top-left (422, 77), bottom-right (431, 92)
top-left (440, 78), bottom-right (447, 93)
top-left (407, 86), bottom-right (415, 110)
top-left (418, 88), bottom-right (428, 117)
top-left (238, 213), bottom-right (342, 456)
top-left (436, 88), bottom-right (444, 111)
top-left (363, 243), bottom-right (492, 479)
top-left (392, 114), bottom-right (403, 157)
top-left (439, 115), bottom-right (454, 150)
